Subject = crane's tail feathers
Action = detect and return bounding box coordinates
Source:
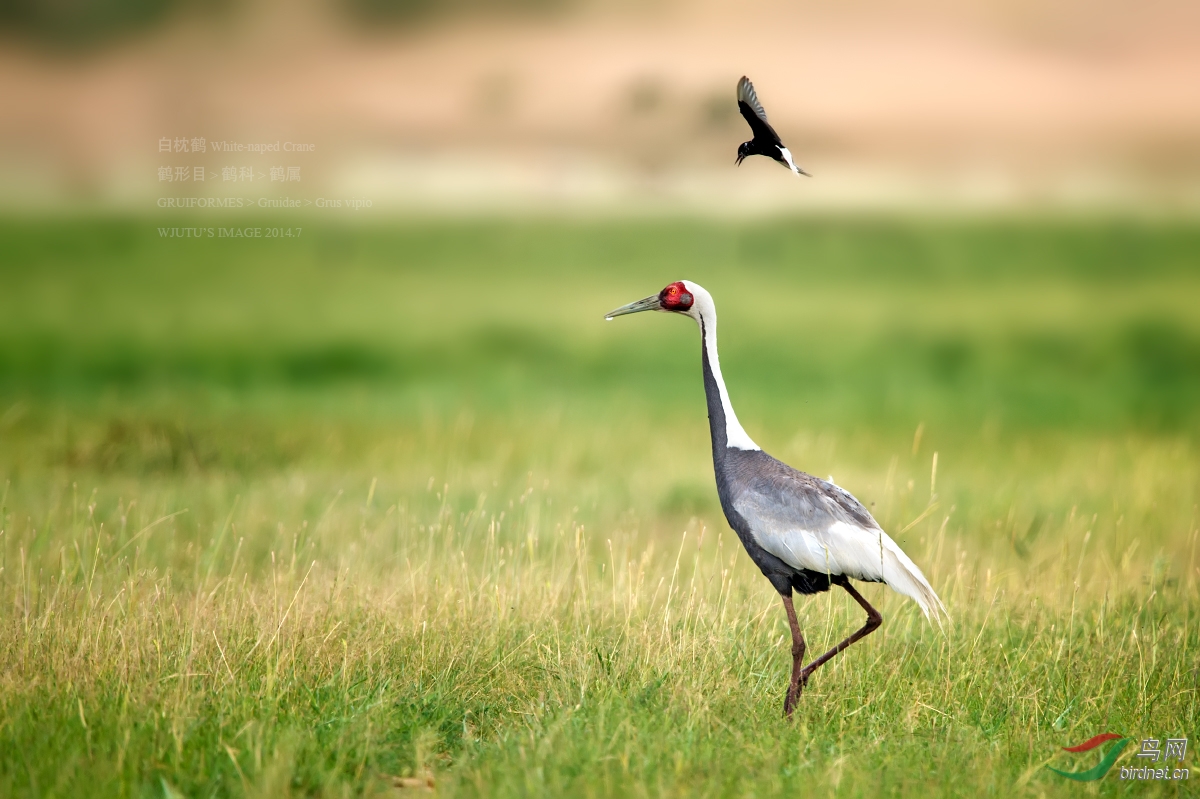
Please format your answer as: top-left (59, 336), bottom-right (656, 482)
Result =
top-left (871, 528), bottom-right (948, 627)
top-left (752, 517), bottom-right (948, 626)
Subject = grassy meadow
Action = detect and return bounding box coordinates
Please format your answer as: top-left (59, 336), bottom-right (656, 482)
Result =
top-left (0, 216), bottom-right (1197, 797)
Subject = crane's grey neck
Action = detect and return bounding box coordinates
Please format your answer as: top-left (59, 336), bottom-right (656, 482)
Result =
top-left (694, 300), bottom-right (759, 452)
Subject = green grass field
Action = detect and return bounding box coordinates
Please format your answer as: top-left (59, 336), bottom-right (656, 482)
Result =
top-left (1, 216), bottom-right (1197, 797)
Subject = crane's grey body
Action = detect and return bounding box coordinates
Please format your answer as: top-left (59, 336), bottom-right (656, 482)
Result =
top-left (702, 320), bottom-right (865, 597)
top-left (607, 280), bottom-right (944, 716)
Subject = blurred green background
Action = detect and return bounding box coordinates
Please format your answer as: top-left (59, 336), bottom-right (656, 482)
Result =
top-left (3, 213), bottom-right (1199, 548)
top-left (4, 216), bottom-right (1199, 433)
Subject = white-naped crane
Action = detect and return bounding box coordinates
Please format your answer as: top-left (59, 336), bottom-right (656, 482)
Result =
top-left (607, 281), bottom-right (945, 717)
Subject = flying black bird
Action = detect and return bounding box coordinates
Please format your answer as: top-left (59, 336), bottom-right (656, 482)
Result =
top-left (735, 76), bottom-right (809, 176)
top-left (607, 281), bottom-right (945, 718)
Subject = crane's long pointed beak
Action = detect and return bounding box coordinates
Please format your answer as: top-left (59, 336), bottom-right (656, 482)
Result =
top-left (604, 294), bottom-right (660, 320)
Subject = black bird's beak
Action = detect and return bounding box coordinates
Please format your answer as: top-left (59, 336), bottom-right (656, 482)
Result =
top-left (604, 294), bottom-right (660, 320)
top-left (735, 153), bottom-right (745, 166)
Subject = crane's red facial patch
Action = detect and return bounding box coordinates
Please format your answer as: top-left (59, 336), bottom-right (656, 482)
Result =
top-left (659, 282), bottom-right (694, 311)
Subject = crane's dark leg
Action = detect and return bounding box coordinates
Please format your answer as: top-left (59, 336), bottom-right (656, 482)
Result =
top-left (780, 592), bottom-right (806, 718)
top-left (797, 576), bottom-right (881, 688)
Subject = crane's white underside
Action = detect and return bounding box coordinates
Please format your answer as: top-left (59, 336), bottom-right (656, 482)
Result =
top-left (736, 495), bottom-right (946, 621)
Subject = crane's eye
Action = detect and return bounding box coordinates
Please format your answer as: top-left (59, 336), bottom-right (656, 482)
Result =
top-left (660, 283), bottom-right (693, 310)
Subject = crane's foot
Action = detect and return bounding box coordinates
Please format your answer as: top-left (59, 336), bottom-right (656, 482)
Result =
top-left (783, 675), bottom-right (809, 718)
top-left (782, 672), bottom-right (814, 718)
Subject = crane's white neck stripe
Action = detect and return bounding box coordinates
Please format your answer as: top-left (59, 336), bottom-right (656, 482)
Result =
top-left (686, 284), bottom-right (760, 452)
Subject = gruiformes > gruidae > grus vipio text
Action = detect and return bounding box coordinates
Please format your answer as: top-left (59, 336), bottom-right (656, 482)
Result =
top-left (606, 281), bottom-right (945, 718)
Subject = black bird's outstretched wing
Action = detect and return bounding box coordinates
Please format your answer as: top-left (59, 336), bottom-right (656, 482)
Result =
top-left (737, 76), bottom-right (781, 145)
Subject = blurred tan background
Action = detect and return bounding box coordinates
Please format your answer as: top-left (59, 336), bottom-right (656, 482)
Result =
top-left (3, 0), bottom-right (1199, 213)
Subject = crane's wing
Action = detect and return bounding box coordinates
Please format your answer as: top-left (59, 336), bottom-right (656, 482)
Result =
top-left (737, 76), bottom-right (781, 144)
top-left (731, 462), bottom-right (946, 621)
